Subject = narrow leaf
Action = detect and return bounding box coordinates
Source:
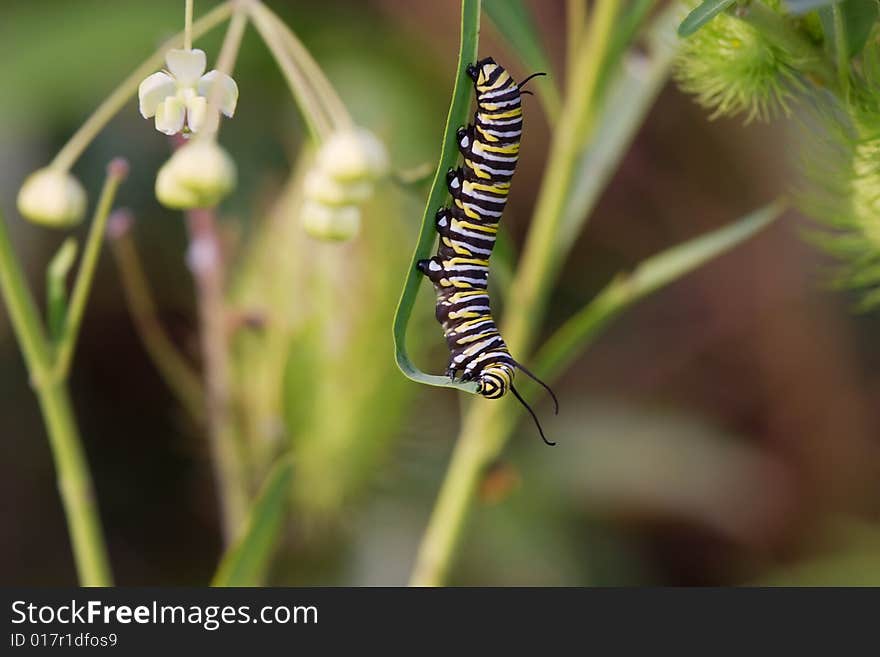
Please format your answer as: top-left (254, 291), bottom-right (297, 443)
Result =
top-left (534, 200), bottom-right (786, 384)
top-left (484, 0), bottom-right (561, 118)
top-left (840, 0), bottom-right (878, 56)
top-left (678, 0), bottom-right (737, 37)
top-left (211, 457), bottom-right (294, 587)
top-left (46, 238), bottom-right (78, 342)
top-left (392, 0), bottom-right (482, 395)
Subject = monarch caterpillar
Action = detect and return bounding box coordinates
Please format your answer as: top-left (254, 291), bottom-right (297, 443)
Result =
top-left (417, 57), bottom-right (558, 446)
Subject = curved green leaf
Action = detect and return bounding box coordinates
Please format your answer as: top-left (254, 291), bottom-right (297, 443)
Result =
top-left (678, 0), bottom-right (736, 37)
top-left (392, 0), bottom-right (482, 396)
top-left (211, 456), bottom-right (294, 587)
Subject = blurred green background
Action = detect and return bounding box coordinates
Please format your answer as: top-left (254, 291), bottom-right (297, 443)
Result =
top-left (1, 0), bottom-right (879, 586)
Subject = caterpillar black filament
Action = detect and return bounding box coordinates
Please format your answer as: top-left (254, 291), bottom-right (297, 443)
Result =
top-left (417, 57), bottom-right (558, 446)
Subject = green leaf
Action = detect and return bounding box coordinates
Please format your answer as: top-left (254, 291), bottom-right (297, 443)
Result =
top-left (392, 0), bottom-right (482, 396)
top-left (211, 456), bottom-right (294, 587)
top-left (834, 0), bottom-right (878, 57)
top-left (483, 0), bottom-right (560, 118)
top-left (46, 239), bottom-right (78, 343)
top-left (677, 0), bottom-right (737, 37)
top-left (534, 200), bottom-right (786, 385)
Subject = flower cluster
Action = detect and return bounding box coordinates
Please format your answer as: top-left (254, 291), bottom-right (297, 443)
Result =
top-left (301, 129), bottom-right (389, 241)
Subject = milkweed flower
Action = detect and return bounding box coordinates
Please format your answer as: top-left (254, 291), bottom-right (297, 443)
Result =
top-left (155, 139), bottom-right (237, 209)
top-left (138, 49), bottom-right (239, 135)
top-left (16, 168), bottom-right (87, 228)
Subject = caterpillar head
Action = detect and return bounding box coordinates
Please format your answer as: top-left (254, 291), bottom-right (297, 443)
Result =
top-left (466, 57), bottom-right (498, 85)
top-left (477, 363), bottom-right (514, 399)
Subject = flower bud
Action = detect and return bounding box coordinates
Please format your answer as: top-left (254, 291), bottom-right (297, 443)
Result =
top-left (674, 4), bottom-right (798, 123)
top-left (301, 201), bottom-right (361, 242)
top-left (16, 168), bottom-right (87, 228)
top-left (155, 139), bottom-right (236, 209)
top-left (317, 128), bottom-right (389, 182)
top-left (303, 170), bottom-right (373, 206)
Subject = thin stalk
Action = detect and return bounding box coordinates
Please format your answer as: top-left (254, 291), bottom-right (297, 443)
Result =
top-left (187, 209), bottom-right (250, 545)
top-left (409, 0), bottom-right (622, 587)
top-left (253, 2), bottom-right (353, 130)
top-left (108, 217), bottom-right (205, 422)
top-left (0, 212), bottom-right (111, 585)
top-left (51, 1), bottom-right (233, 172)
top-left (53, 160), bottom-right (129, 380)
top-left (831, 4), bottom-right (850, 99)
top-left (248, 2), bottom-right (332, 141)
top-left (202, 5), bottom-right (249, 136)
top-left (185, 0), bottom-right (194, 50)
top-left (566, 0), bottom-right (586, 93)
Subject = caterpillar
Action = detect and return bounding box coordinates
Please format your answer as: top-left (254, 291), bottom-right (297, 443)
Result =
top-left (417, 57), bottom-right (558, 446)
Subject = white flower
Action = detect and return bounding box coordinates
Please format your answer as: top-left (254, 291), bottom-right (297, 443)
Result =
top-left (301, 201), bottom-right (361, 242)
top-left (317, 129), bottom-right (389, 182)
top-left (17, 168), bottom-right (87, 228)
top-left (138, 49), bottom-right (238, 135)
top-left (155, 139), bottom-right (237, 209)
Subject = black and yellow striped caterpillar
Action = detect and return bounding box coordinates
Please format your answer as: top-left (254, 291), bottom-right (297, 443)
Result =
top-left (417, 57), bottom-right (558, 446)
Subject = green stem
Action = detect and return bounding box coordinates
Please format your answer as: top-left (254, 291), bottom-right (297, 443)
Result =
top-left (248, 2), bottom-right (331, 141)
top-left (831, 4), bottom-right (850, 98)
top-left (185, 0), bottom-right (194, 50)
top-left (109, 223), bottom-right (205, 423)
top-left (409, 0), bottom-right (622, 587)
top-left (566, 0), bottom-right (586, 93)
top-left (50, 1), bottom-right (233, 172)
top-left (37, 382), bottom-right (113, 586)
top-left (0, 212), bottom-right (111, 585)
top-left (187, 209), bottom-right (250, 545)
top-left (53, 160), bottom-right (128, 380)
top-left (254, 2), bottom-right (353, 130)
top-left (202, 5), bottom-right (249, 136)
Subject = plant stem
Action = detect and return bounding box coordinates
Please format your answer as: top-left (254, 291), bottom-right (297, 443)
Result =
top-left (566, 0), bottom-right (586, 93)
top-left (254, 2), bottom-right (353, 130)
top-left (37, 381), bottom-right (113, 586)
top-left (248, 2), bottom-right (331, 141)
top-left (831, 4), bottom-right (850, 98)
top-left (53, 160), bottom-right (128, 380)
top-left (50, 1), bottom-right (233, 172)
top-left (0, 212), bottom-right (111, 585)
top-left (409, 0), bottom-right (622, 587)
top-left (108, 217), bottom-right (205, 423)
top-left (186, 209), bottom-right (250, 545)
top-left (185, 0), bottom-right (194, 50)
top-left (202, 4), bottom-right (249, 136)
